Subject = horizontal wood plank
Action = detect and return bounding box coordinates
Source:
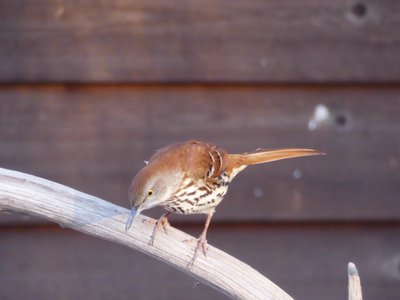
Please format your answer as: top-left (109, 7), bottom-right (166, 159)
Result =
top-left (0, 225), bottom-right (399, 300)
top-left (0, 1), bottom-right (400, 83)
top-left (0, 85), bottom-right (399, 224)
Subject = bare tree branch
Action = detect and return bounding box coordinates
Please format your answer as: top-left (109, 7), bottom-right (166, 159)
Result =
top-left (0, 167), bottom-right (293, 300)
top-left (348, 262), bottom-right (363, 300)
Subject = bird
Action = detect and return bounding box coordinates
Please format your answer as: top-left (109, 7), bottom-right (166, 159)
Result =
top-left (125, 140), bottom-right (323, 264)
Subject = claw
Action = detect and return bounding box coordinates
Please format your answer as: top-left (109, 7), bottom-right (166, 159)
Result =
top-left (187, 234), bottom-right (208, 267)
top-left (200, 237), bottom-right (208, 256)
top-left (197, 234), bottom-right (208, 257)
top-left (149, 212), bottom-right (171, 246)
top-left (187, 211), bottom-right (214, 268)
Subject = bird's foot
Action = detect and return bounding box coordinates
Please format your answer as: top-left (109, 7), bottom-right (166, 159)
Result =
top-left (149, 213), bottom-right (170, 246)
top-left (186, 233), bottom-right (208, 267)
top-left (196, 234), bottom-right (209, 257)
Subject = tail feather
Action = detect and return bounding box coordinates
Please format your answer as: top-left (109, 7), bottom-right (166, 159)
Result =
top-left (229, 148), bottom-right (324, 167)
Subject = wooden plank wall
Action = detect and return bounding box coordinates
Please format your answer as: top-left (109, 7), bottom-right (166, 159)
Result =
top-left (0, 1), bottom-right (399, 300)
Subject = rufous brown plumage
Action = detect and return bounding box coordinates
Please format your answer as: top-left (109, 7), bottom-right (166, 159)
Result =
top-left (126, 140), bottom-right (323, 264)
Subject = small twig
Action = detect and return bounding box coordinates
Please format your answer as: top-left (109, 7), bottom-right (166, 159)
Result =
top-left (0, 167), bottom-right (293, 300)
top-left (348, 262), bottom-right (363, 300)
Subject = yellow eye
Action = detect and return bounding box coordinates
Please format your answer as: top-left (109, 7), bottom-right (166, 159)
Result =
top-left (147, 189), bottom-right (154, 197)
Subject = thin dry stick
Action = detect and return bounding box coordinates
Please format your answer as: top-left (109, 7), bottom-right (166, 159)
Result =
top-left (0, 167), bottom-right (293, 300)
top-left (348, 262), bottom-right (363, 300)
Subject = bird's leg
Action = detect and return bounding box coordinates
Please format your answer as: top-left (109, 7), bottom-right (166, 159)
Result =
top-left (188, 211), bottom-right (214, 266)
top-left (149, 212), bottom-right (171, 246)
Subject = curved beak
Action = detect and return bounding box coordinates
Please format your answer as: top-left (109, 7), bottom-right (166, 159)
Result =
top-left (125, 206), bottom-right (142, 232)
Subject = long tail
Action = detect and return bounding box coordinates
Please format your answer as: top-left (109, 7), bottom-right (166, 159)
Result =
top-left (228, 148), bottom-right (324, 169)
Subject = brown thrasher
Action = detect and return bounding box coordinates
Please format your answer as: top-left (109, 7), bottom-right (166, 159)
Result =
top-left (125, 140), bottom-right (322, 264)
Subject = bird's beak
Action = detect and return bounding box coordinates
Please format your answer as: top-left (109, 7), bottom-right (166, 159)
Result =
top-left (125, 206), bottom-right (141, 232)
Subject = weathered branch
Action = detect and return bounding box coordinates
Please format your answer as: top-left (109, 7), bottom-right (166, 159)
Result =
top-left (0, 167), bottom-right (293, 300)
top-left (348, 262), bottom-right (363, 300)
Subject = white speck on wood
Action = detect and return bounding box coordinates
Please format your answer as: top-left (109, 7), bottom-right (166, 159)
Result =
top-left (292, 169), bottom-right (303, 180)
top-left (260, 58), bottom-right (269, 67)
top-left (253, 187), bottom-right (264, 198)
top-left (308, 104), bottom-right (330, 131)
top-left (0, 167), bottom-right (293, 300)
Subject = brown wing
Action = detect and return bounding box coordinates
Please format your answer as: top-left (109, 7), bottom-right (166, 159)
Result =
top-left (149, 140), bottom-right (228, 181)
top-left (177, 140), bottom-right (229, 180)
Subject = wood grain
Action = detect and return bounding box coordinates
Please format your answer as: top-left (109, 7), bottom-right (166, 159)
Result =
top-left (0, 85), bottom-right (399, 224)
top-left (0, 0), bottom-right (399, 83)
top-left (0, 167), bottom-right (293, 300)
top-left (348, 263), bottom-right (363, 300)
top-left (1, 225), bottom-right (399, 300)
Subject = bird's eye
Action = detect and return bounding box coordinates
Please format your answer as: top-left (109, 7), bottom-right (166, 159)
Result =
top-left (147, 189), bottom-right (154, 197)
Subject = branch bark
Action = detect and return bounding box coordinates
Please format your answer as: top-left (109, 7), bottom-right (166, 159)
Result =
top-left (348, 262), bottom-right (363, 300)
top-left (0, 167), bottom-right (293, 300)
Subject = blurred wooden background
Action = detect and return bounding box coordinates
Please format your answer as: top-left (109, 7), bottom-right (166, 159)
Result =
top-left (0, 1), bottom-right (399, 299)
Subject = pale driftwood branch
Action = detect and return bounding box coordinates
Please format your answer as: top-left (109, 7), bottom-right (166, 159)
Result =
top-left (348, 262), bottom-right (363, 300)
top-left (0, 168), bottom-right (293, 300)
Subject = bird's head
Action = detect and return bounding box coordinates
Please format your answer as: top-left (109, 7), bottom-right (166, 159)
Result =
top-left (125, 167), bottom-right (168, 231)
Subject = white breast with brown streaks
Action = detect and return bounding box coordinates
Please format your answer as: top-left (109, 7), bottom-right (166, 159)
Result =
top-left (162, 172), bottom-right (231, 215)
